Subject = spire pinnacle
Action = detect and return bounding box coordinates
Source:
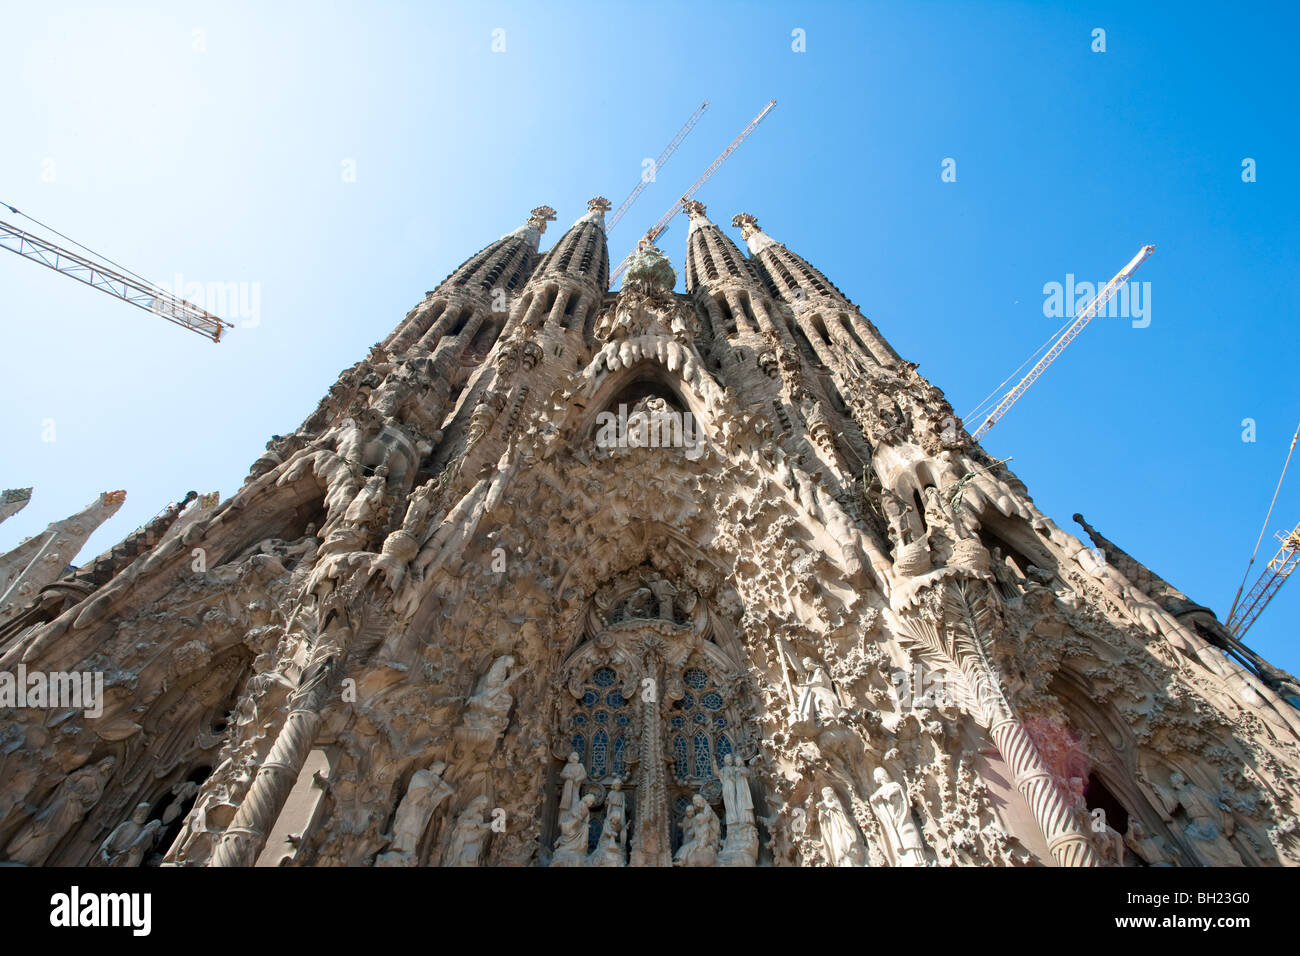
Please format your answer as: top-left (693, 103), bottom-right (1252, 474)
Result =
top-left (505, 205), bottom-right (557, 249)
top-left (732, 212), bottom-right (777, 254)
top-left (575, 196), bottom-right (610, 232)
top-left (528, 206), bottom-right (558, 233)
top-left (683, 198), bottom-right (711, 235)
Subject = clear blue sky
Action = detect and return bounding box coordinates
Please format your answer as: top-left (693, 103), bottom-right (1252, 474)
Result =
top-left (1, 1), bottom-right (1297, 673)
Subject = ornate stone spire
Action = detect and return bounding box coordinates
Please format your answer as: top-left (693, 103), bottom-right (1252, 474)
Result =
top-left (580, 197), bottom-right (611, 232)
top-left (506, 205), bottom-right (558, 248)
top-left (532, 200), bottom-right (610, 288)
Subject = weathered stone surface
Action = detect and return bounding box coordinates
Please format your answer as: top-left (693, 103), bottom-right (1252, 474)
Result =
top-left (1, 200), bottom-right (1297, 869)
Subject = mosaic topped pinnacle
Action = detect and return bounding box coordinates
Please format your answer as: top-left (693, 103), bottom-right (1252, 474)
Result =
top-left (682, 199), bottom-right (711, 235)
top-left (732, 212), bottom-right (776, 254)
top-left (573, 197), bottom-right (610, 231)
top-left (621, 242), bottom-right (676, 290)
top-left (506, 205), bottom-right (558, 248)
top-left (528, 206), bottom-right (558, 232)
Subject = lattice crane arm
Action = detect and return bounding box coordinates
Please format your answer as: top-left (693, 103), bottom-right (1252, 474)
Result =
top-left (606, 101), bottom-right (709, 233)
top-left (0, 215), bottom-right (230, 343)
top-left (971, 244), bottom-right (1154, 441)
top-left (1226, 522), bottom-right (1300, 638)
top-left (610, 99), bottom-right (778, 285)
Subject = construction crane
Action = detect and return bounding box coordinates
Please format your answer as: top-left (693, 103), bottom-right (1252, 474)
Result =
top-left (1226, 521), bottom-right (1300, 638)
top-left (606, 101), bottom-right (709, 234)
top-left (1225, 421), bottom-right (1300, 637)
top-left (610, 99), bottom-right (777, 286)
top-left (0, 204), bottom-right (231, 343)
top-left (970, 244), bottom-right (1154, 441)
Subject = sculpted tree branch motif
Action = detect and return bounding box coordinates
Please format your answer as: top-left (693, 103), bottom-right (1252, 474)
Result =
top-left (900, 581), bottom-right (1100, 867)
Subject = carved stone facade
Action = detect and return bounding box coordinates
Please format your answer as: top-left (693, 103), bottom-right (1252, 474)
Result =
top-left (2, 199), bottom-right (1298, 868)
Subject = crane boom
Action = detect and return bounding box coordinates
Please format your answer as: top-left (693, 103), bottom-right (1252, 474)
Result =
top-left (606, 101), bottom-right (709, 233)
top-left (971, 244), bottom-right (1154, 441)
top-left (610, 99), bottom-right (777, 285)
top-left (1226, 522), bottom-right (1300, 638)
top-left (0, 217), bottom-right (231, 342)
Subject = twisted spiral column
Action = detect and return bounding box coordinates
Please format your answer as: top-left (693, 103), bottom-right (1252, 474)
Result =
top-left (987, 713), bottom-right (1099, 867)
top-left (209, 636), bottom-right (345, 868)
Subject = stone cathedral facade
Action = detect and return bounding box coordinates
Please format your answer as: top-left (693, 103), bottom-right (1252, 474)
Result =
top-left (2, 198), bottom-right (1299, 868)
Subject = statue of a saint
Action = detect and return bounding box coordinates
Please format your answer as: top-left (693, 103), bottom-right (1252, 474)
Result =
top-left (98, 802), bottom-right (161, 867)
top-left (559, 752), bottom-right (587, 816)
top-left (460, 655), bottom-right (526, 747)
top-left (818, 786), bottom-right (866, 867)
top-left (719, 754), bottom-right (754, 826)
top-left (589, 797), bottom-right (627, 867)
top-left (1155, 772), bottom-right (1242, 867)
top-left (869, 766), bottom-right (926, 866)
top-left (445, 795), bottom-right (492, 867)
top-left (382, 761), bottom-right (454, 859)
top-left (675, 794), bottom-right (719, 867)
top-left (796, 657), bottom-right (845, 727)
top-left (551, 793), bottom-right (595, 867)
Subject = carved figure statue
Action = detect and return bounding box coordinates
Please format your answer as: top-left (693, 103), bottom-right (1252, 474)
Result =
top-left (384, 761), bottom-right (453, 858)
top-left (445, 795), bottom-right (492, 867)
top-left (551, 792), bottom-right (595, 867)
top-left (870, 766), bottom-right (927, 866)
top-left (342, 465), bottom-right (390, 529)
top-left (818, 786), bottom-right (866, 867)
top-left (1156, 772), bottom-right (1243, 866)
top-left (675, 794), bottom-right (720, 867)
top-left (460, 655), bottom-right (525, 746)
top-left (796, 657), bottom-right (845, 727)
top-left (719, 754), bottom-right (754, 826)
top-left (559, 752), bottom-right (587, 816)
top-left (4, 756), bottom-right (116, 865)
top-left (1125, 819), bottom-right (1178, 866)
top-left (589, 795), bottom-right (627, 867)
top-left (98, 802), bottom-right (161, 867)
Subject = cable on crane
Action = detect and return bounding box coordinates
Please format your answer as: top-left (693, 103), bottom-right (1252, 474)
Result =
top-left (1227, 420), bottom-right (1300, 621)
top-left (1, 197), bottom-right (158, 289)
top-left (962, 312), bottom-right (1079, 426)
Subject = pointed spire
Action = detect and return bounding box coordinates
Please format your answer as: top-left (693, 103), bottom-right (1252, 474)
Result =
top-left (732, 212), bottom-right (777, 254)
top-left (0, 490), bottom-right (126, 618)
top-left (532, 199), bottom-right (610, 288)
top-left (504, 205), bottom-right (557, 250)
top-left (574, 197), bottom-right (610, 233)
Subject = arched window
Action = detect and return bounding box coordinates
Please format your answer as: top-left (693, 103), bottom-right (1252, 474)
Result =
top-left (568, 665), bottom-right (632, 779)
top-left (668, 667), bottom-right (733, 784)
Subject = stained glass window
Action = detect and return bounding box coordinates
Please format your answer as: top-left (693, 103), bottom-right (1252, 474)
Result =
top-left (668, 665), bottom-right (730, 782)
top-left (569, 667), bottom-right (630, 782)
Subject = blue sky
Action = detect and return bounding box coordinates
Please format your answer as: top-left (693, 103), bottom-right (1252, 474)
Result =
top-left (1, 1), bottom-right (1297, 673)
